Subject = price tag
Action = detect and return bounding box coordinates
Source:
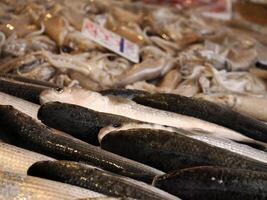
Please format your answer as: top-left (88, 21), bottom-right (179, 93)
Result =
top-left (202, 0), bottom-right (232, 20)
top-left (82, 19), bottom-right (140, 63)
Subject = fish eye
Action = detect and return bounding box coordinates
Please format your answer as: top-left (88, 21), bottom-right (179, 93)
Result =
top-left (113, 123), bottom-right (122, 128)
top-left (55, 87), bottom-right (64, 93)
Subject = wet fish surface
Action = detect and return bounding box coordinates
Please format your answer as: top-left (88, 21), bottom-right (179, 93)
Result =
top-left (0, 142), bottom-right (54, 174)
top-left (38, 102), bottom-right (138, 145)
top-left (0, 105), bottom-right (163, 183)
top-left (100, 127), bottom-right (267, 173)
top-left (131, 92), bottom-right (267, 143)
top-left (40, 88), bottom-right (254, 145)
top-left (98, 122), bottom-right (267, 164)
top-left (0, 91), bottom-right (39, 119)
top-left (0, 170), bottom-right (104, 200)
top-left (28, 160), bottom-right (180, 200)
top-left (0, 76), bottom-right (50, 104)
top-left (153, 166), bottom-right (267, 200)
top-left (100, 89), bottom-right (149, 100)
top-left (0, 73), bottom-right (59, 88)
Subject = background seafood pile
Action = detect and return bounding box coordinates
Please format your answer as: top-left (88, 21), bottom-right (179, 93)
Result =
top-left (1, 0), bottom-right (267, 199)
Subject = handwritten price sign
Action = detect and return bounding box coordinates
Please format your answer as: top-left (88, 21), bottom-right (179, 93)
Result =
top-left (82, 19), bottom-right (140, 63)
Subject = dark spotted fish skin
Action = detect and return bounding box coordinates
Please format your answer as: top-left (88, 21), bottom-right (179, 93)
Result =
top-left (100, 128), bottom-right (267, 173)
top-left (100, 89), bottom-right (149, 100)
top-left (28, 161), bottom-right (180, 200)
top-left (132, 93), bottom-right (267, 143)
top-left (153, 166), bottom-right (267, 200)
top-left (0, 105), bottom-right (164, 183)
top-left (38, 102), bottom-right (139, 145)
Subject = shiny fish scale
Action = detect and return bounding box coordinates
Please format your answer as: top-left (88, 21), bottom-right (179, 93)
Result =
top-left (0, 142), bottom-right (54, 174)
top-left (0, 171), bottom-right (104, 200)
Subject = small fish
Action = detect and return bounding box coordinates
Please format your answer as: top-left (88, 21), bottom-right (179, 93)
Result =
top-left (0, 170), bottom-right (104, 200)
top-left (99, 123), bottom-right (267, 164)
top-left (153, 166), bottom-right (267, 200)
top-left (40, 88), bottom-right (248, 145)
top-left (0, 142), bottom-right (54, 174)
top-left (131, 92), bottom-right (267, 144)
top-left (28, 161), bottom-right (180, 200)
top-left (101, 89), bottom-right (267, 142)
top-left (100, 127), bottom-right (267, 173)
top-left (38, 102), bottom-right (138, 145)
top-left (0, 91), bottom-right (39, 119)
top-left (0, 105), bottom-right (163, 183)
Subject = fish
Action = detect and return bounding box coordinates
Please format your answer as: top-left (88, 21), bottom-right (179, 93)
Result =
top-left (0, 91), bottom-right (39, 119)
top-left (99, 127), bottom-right (267, 173)
top-left (98, 122), bottom-right (267, 164)
top-left (130, 92), bottom-right (267, 144)
top-left (0, 142), bottom-right (54, 174)
top-left (38, 102), bottom-right (138, 145)
top-left (153, 166), bottom-right (267, 200)
top-left (28, 160), bottom-right (180, 200)
top-left (0, 170), bottom-right (104, 200)
top-left (0, 105), bottom-right (164, 183)
top-left (39, 88), bottom-right (252, 145)
top-left (0, 76), bottom-right (54, 104)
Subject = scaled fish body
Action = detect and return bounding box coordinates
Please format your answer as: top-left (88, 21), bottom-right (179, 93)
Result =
top-left (0, 105), bottom-right (163, 183)
top-left (100, 127), bottom-right (267, 173)
top-left (101, 89), bottom-right (267, 144)
top-left (0, 76), bottom-right (50, 104)
top-left (38, 102), bottom-right (138, 145)
top-left (153, 166), bottom-right (267, 200)
top-left (132, 92), bottom-right (267, 143)
top-left (0, 170), bottom-right (104, 200)
top-left (0, 91), bottom-right (39, 119)
top-left (28, 161), bottom-right (180, 200)
top-left (99, 123), bottom-right (267, 164)
top-left (40, 88), bottom-right (251, 144)
top-left (0, 142), bottom-right (54, 174)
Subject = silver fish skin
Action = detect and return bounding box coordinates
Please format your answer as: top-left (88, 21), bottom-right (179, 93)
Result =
top-left (0, 142), bottom-right (54, 174)
top-left (40, 88), bottom-right (253, 144)
top-left (99, 123), bottom-right (267, 164)
top-left (0, 91), bottom-right (39, 119)
top-left (0, 170), bottom-right (105, 200)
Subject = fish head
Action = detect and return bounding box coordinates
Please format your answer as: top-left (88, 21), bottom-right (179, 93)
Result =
top-left (39, 87), bottom-right (101, 106)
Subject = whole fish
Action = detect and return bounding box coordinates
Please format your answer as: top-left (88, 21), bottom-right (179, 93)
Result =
top-left (0, 142), bottom-right (54, 174)
top-left (99, 123), bottom-right (267, 164)
top-left (0, 105), bottom-right (163, 183)
top-left (40, 88), bottom-right (253, 145)
top-left (28, 161), bottom-right (180, 200)
top-left (0, 170), bottom-right (104, 200)
top-left (101, 89), bottom-right (267, 144)
top-left (153, 166), bottom-right (267, 200)
top-left (132, 92), bottom-right (267, 143)
top-left (99, 127), bottom-right (267, 173)
top-left (0, 91), bottom-right (39, 119)
top-left (38, 102), bottom-right (138, 145)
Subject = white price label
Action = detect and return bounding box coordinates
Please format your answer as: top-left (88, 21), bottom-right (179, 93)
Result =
top-left (82, 19), bottom-right (140, 63)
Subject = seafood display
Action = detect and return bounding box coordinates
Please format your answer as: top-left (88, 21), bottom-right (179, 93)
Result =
top-left (0, 0), bottom-right (267, 199)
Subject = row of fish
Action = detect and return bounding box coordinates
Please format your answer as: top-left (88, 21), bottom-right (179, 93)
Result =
top-left (0, 82), bottom-right (267, 199)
